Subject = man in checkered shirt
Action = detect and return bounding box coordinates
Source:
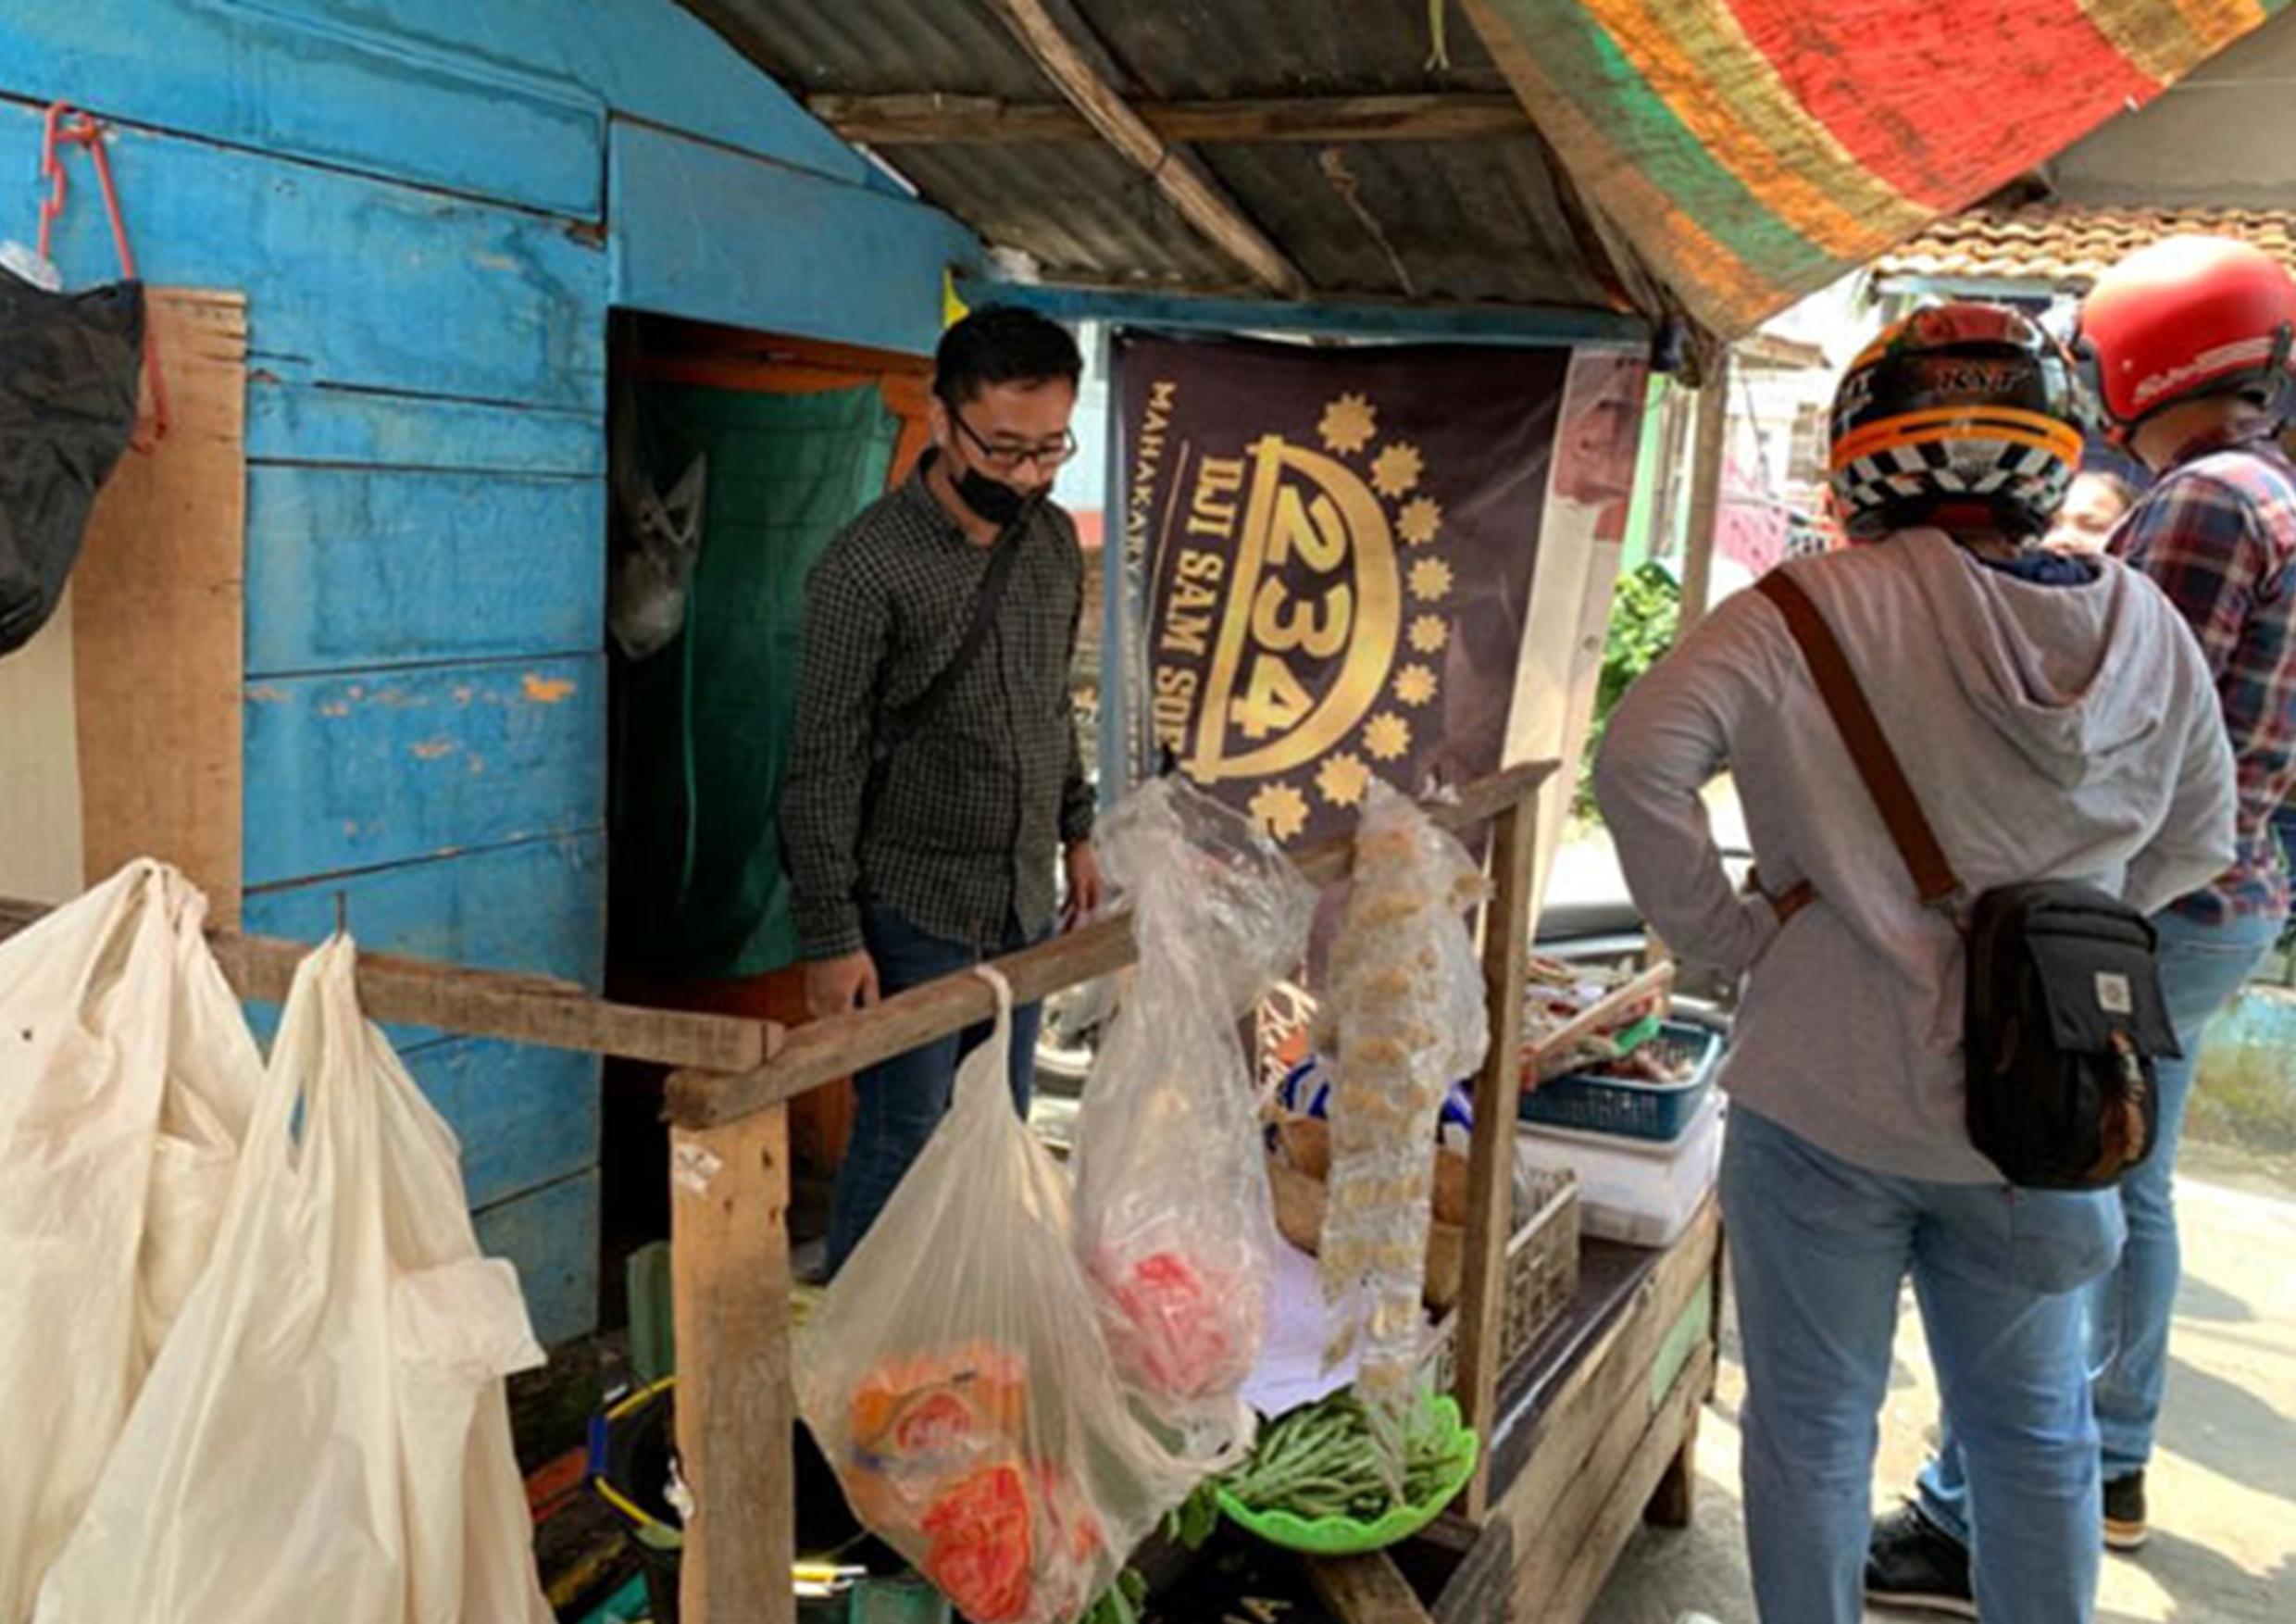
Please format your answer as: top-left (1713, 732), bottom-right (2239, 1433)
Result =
top-left (781, 306), bottom-right (1103, 1273)
top-left (1895, 238), bottom-right (2296, 1593)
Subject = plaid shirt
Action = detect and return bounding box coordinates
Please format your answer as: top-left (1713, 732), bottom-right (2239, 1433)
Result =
top-left (781, 456), bottom-right (1092, 959)
top-left (2114, 430), bottom-right (2296, 924)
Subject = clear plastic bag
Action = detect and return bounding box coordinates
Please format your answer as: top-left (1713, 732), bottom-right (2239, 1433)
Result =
top-left (1072, 777), bottom-right (1315, 1461)
top-left (33, 934), bottom-right (552, 1624)
top-left (796, 969), bottom-right (1199, 1624)
top-left (1316, 782), bottom-right (1491, 1405)
top-left (0, 863), bottom-right (259, 1624)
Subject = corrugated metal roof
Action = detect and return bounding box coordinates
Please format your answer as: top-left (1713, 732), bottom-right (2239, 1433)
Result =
top-left (694, 0), bottom-right (1048, 99)
top-left (1067, 0), bottom-right (1511, 100)
top-left (889, 142), bottom-right (1242, 289)
top-left (680, 0), bottom-right (1630, 317)
top-left (1198, 138), bottom-right (1614, 307)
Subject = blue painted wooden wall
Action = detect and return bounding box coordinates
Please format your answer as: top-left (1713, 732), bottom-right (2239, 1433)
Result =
top-left (1, 0), bottom-right (980, 1343)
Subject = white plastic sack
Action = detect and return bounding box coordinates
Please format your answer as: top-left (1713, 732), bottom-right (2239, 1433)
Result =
top-left (0, 862), bottom-right (259, 1624)
top-left (33, 934), bottom-right (553, 1624)
top-left (796, 970), bottom-right (1198, 1624)
top-left (1072, 777), bottom-right (1314, 1463)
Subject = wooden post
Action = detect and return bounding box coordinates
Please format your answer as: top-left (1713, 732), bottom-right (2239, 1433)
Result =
top-left (1674, 349), bottom-right (1732, 647)
top-left (672, 1100), bottom-right (795, 1624)
top-left (983, 0), bottom-right (1305, 296)
top-left (1454, 796), bottom-right (1538, 1518)
top-left (1642, 1405), bottom-right (1701, 1530)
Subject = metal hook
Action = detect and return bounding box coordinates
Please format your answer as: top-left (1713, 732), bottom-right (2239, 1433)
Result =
top-left (332, 890), bottom-right (349, 940)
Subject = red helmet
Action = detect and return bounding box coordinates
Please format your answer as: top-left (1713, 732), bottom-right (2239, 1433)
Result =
top-left (2077, 234), bottom-right (2296, 437)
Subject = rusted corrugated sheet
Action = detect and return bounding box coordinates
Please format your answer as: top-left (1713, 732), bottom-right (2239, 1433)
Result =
top-left (681, 0), bottom-right (1630, 314)
top-left (683, 0), bottom-right (2291, 335)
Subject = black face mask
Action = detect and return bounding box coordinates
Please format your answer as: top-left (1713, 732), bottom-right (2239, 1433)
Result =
top-left (951, 461), bottom-right (1041, 528)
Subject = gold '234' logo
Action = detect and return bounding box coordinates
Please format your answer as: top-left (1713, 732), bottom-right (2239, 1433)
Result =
top-left (1163, 394), bottom-right (1458, 841)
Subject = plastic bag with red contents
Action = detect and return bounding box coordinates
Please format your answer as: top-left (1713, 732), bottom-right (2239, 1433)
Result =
top-left (1073, 777), bottom-right (1316, 1465)
top-left (795, 970), bottom-right (1196, 1624)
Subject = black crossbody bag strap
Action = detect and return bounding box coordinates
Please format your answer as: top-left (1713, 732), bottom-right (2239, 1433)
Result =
top-left (879, 518), bottom-right (1027, 755)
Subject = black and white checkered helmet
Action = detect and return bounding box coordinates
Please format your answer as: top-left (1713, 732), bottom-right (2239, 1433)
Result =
top-left (1828, 305), bottom-right (2086, 543)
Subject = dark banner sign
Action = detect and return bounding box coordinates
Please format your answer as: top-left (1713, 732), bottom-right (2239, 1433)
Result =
top-left (1113, 334), bottom-right (1574, 844)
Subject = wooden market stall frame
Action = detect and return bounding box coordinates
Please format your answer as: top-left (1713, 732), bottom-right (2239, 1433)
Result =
top-left (655, 758), bottom-right (1554, 1623)
top-left (9, 756), bottom-right (1728, 1623)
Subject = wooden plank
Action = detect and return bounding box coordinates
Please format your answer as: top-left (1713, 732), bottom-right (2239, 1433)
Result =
top-left (1524, 961), bottom-right (1676, 1075)
top-left (404, 1038), bottom-right (603, 1208)
top-left (1454, 798), bottom-right (1538, 1518)
top-left (243, 467), bottom-right (605, 674)
top-left (240, 833), bottom-right (608, 996)
top-left (966, 275), bottom-right (1652, 348)
top-left (813, 92), bottom-right (1532, 145)
top-left (247, 381), bottom-right (604, 476)
top-left (0, 4), bottom-right (603, 218)
top-left (1431, 1515), bottom-right (1516, 1624)
top-left (1306, 1551), bottom-right (1436, 1624)
top-left (0, 0), bottom-right (894, 214)
top-left (1, 898), bottom-right (762, 1072)
top-left (1675, 357), bottom-right (1731, 645)
top-left (669, 762), bottom-right (1558, 1126)
top-left (72, 290), bottom-right (247, 922)
top-left (242, 656), bottom-right (605, 883)
top-left (1531, 1343), bottom-right (1716, 1624)
top-left (672, 1105), bottom-right (796, 1624)
top-left (8, 863), bottom-right (767, 1072)
top-left (476, 1167), bottom-right (602, 1347)
top-left (981, 0), bottom-right (1306, 298)
top-left (609, 120), bottom-right (980, 362)
top-left (0, 103), bottom-right (606, 410)
top-left (1486, 1203), bottom-right (1720, 1551)
top-left (0, 590), bottom-right (84, 905)
top-left (214, 934), bottom-right (767, 1073)
top-left (1641, 1405), bottom-right (1700, 1530)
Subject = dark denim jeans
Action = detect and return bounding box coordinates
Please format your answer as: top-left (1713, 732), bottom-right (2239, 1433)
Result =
top-left (823, 901), bottom-right (1043, 1276)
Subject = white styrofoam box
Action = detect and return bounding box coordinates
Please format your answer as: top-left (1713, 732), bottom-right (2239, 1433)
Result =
top-left (1517, 1091), bottom-right (1726, 1248)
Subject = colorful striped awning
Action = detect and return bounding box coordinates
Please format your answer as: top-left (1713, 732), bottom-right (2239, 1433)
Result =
top-left (1466, 0), bottom-right (2290, 335)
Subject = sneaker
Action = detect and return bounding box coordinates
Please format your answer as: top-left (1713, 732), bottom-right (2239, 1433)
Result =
top-left (1866, 1504), bottom-right (1978, 1618)
top-left (2103, 1470), bottom-right (2148, 1552)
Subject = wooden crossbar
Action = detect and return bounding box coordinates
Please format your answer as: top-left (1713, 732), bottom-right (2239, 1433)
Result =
top-left (665, 759), bottom-right (1556, 1129)
top-left (0, 895), bottom-right (774, 1073)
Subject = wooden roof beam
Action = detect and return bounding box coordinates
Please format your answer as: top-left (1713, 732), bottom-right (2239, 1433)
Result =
top-left (811, 92), bottom-right (1531, 146)
top-left (982, 0), bottom-right (1307, 298)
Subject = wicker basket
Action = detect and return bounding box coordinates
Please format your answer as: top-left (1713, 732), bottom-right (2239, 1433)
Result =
top-left (1420, 1167), bottom-right (1580, 1393)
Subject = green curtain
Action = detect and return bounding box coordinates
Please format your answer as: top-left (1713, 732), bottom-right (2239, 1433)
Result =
top-left (612, 382), bottom-right (900, 978)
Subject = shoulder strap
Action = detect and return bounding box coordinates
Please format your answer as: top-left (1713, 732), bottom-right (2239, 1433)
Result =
top-left (1755, 569), bottom-right (1964, 908)
top-left (880, 517), bottom-right (1028, 753)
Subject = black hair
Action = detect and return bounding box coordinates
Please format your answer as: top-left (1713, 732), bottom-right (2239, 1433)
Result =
top-left (932, 304), bottom-right (1082, 406)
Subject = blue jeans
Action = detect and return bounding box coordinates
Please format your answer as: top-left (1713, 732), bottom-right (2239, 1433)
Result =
top-left (1920, 905), bottom-right (2280, 1536)
top-left (824, 903), bottom-right (1045, 1276)
top-left (1725, 1106), bottom-right (2119, 1624)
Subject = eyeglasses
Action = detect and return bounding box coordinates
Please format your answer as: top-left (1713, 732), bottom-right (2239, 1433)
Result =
top-left (952, 409), bottom-right (1078, 474)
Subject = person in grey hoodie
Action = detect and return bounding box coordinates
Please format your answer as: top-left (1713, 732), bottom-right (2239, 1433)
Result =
top-left (1596, 305), bottom-right (2236, 1624)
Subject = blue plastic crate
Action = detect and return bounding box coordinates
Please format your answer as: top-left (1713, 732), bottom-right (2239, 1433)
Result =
top-left (1518, 1021), bottom-right (1721, 1142)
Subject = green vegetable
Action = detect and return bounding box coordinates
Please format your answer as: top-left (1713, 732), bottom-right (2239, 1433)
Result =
top-left (1079, 1566), bottom-right (1149, 1624)
top-left (1164, 1482), bottom-right (1222, 1553)
top-left (1218, 1388), bottom-right (1470, 1527)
